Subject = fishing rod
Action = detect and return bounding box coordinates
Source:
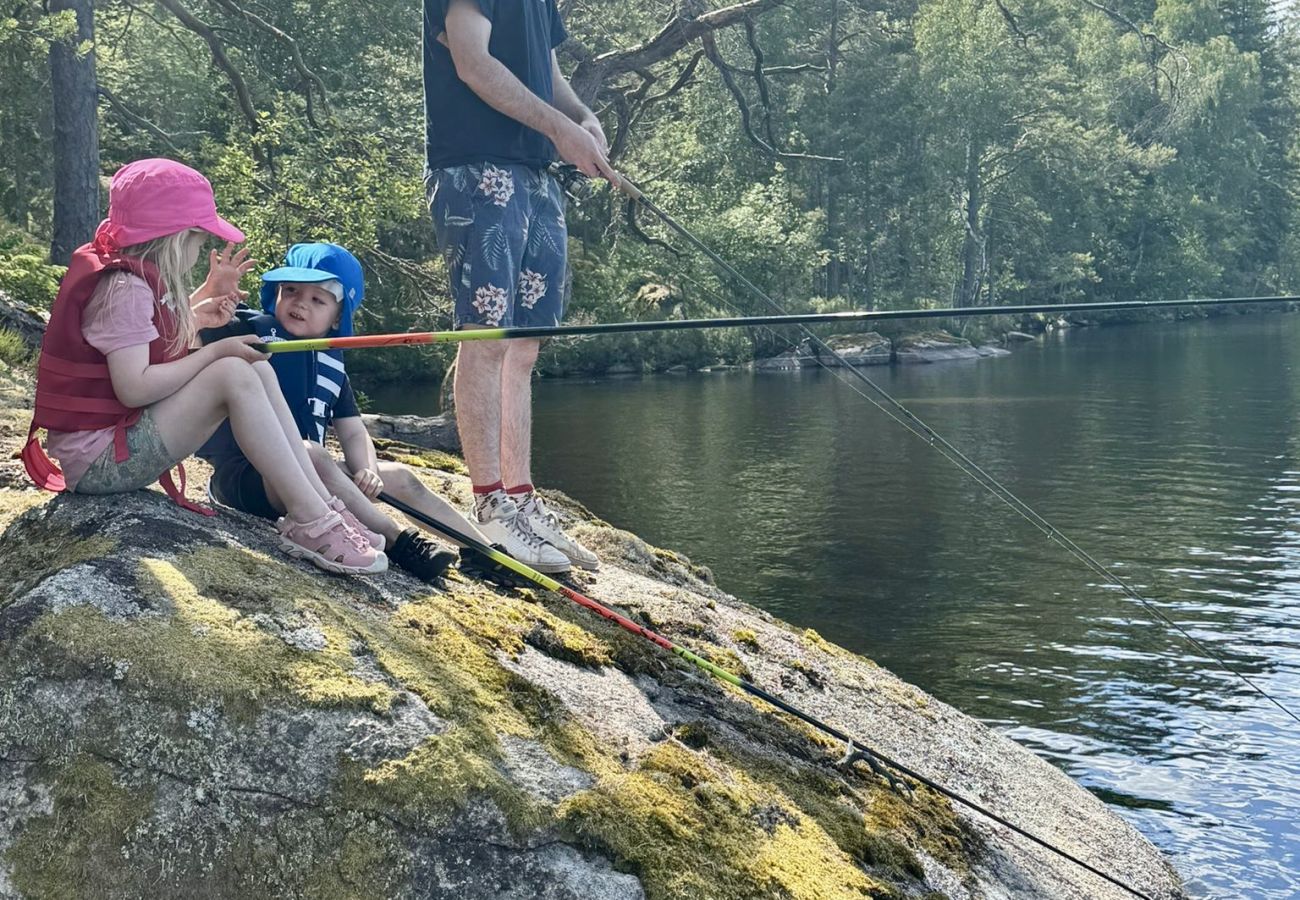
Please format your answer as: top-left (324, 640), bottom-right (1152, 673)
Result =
top-left (377, 491), bottom-right (1156, 899)
top-left (253, 294), bottom-right (1298, 354)
top-left (589, 172), bottom-right (1300, 732)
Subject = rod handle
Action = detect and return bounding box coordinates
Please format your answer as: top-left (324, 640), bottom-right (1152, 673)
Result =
top-left (611, 172), bottom-right (644, 201)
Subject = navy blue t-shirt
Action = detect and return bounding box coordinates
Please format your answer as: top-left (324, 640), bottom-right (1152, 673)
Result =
top-left (423, 0), bottom-right (568, 170)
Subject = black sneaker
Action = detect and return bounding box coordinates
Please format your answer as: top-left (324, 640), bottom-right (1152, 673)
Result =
top-left (389, 529), bottom-right (457, 583)
top-left (459, 544), bottom-right (533, 589)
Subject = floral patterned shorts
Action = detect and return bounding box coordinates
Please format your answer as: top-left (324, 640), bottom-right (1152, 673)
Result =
top-left (428, 162), bottom-right (568, 329)
top-left (75, 408), bottom-right (182, 495)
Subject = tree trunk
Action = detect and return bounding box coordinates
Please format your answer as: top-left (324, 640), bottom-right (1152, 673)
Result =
top-left (823, 0), bottom-right (842, 299)
top-left (958, 138), bottom-right (983, 308)
top-left (50, 0), bottom-right (100, 265)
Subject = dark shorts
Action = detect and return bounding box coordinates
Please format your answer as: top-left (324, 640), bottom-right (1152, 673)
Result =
top-left (208, 457), bottom-right (280, 520)
top-left (427, 162), bottom-right (568, 329)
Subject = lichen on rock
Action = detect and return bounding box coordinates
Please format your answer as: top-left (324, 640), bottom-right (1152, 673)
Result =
top-left (0, 366), bottom-right (1184, 899)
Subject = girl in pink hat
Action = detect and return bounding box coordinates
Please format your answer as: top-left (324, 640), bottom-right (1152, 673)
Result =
top-left (24, 158), bottom-right (386, 575)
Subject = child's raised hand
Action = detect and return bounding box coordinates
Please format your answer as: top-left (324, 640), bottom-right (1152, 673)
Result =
top-left (353, 468), bottom-right (384, 500)
top-left (211, 334), bottom-right (270, 363)
top-left (202, 242), bottom-right (257, 303)
top-left (191, 292), bottom-right (238, 330)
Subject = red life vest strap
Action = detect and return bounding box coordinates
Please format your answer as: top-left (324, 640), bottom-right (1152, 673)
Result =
top-left (39, 355), bottom-right (111, 380)
top-left (23, 425), bottom-right (214, 517)
top-left (22, 424), bottom-right (66, 492)
top-left (160, 464), bottom-right (215, 517)
top-left (34, 388), bottom-right (133, 417)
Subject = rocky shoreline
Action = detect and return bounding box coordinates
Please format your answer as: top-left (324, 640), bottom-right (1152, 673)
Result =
top-left (0, 308), bottom-right (1187, 899)
top-left (751, 331), bottom-right (1015, 370)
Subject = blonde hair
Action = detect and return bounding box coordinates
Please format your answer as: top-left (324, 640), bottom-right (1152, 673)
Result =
top-left (119, 229), bottom-right (205, 357)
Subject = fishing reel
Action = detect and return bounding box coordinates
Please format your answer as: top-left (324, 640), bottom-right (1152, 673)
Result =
top-left (546, 161), bottom-right (595, 203)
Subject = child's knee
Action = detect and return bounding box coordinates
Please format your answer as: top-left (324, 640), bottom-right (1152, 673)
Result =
top-left (305, 442), bottom-right (333, 466)
top-left (208, 356), bottom-right (259, 391)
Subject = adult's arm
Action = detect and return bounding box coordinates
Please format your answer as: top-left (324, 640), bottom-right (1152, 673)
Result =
top-left (443, 0), bottom-right (616, 180)
top-left (551, 52), bottom-right (608, 152)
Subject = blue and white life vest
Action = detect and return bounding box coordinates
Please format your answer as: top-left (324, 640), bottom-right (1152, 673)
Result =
top-left (195, 310), bottom-right (351, 468)
top-left (250, 313), bottom-right (348, 444)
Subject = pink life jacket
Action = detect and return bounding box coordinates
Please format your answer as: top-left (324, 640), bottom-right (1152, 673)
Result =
top-left (22, 240), bottom-right (212, 515)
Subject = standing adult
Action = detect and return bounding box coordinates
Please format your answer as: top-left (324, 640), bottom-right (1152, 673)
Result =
top-left (424, 0), bottom-right (614, 571)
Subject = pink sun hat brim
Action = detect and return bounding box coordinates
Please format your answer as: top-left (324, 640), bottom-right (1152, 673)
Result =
top-left (93, 158), bottom-right (244, 253)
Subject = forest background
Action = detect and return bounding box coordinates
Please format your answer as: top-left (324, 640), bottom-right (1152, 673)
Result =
top-left (1, 0), bottom-right (1297, 389)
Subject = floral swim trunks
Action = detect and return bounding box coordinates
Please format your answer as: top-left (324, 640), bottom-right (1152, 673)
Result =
top-left (427, 162), bottom-right (568, 329)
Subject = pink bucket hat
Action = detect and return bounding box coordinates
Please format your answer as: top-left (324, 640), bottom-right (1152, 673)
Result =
top-left (92, 158), bottom-right (244, 253)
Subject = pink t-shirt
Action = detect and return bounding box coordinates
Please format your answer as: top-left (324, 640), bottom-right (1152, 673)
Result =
top-left (45, 272), bottom-right (161, 490)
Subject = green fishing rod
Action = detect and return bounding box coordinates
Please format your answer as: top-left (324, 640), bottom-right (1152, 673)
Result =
top-left (378, 491), bottom-right (1156, 900)
top-left (254, 294), bottom-right (1297, 354)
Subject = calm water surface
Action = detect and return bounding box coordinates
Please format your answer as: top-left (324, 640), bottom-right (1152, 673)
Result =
top-left (373, 316), bottom-right (1300, 898)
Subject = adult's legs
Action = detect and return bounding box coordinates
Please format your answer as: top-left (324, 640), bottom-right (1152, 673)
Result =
top-left (499, 338), bottom-right (540, 490)
top-left (149, 357), bottom-right (330, 524)
top-left (454, 331), bottom-right (508, 489)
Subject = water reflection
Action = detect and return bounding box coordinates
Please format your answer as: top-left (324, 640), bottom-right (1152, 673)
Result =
top-left (369, 315), bottom-right (1300, 898)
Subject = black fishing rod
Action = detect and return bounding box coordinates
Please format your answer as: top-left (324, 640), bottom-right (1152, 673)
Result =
top-left (610, 173), bottom-right (1300, 730)
top-left (379, 492), bottom-right (1157, 899)
top-left (257, 295), bottom-right (1300, 355)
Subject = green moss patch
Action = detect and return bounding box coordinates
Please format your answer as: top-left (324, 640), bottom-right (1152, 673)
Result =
top-left (560, 741), bottom-right (905, 900)
top-left (27, 555), bottom-right (395, 717)
top-left (0, 526), bottom-right (115, 604)
top-left (372, 438), bottom-right (466, 475)
top-left (7, 756), bottom-right (153, 899)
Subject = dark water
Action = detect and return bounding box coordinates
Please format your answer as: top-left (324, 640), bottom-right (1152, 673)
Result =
top-left (371, 316), bottom-right (1300, 898)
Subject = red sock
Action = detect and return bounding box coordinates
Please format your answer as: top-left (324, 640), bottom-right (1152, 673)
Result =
top-left (505, 483), bottom-right (534, 496)
top-left (473, 480), bottom-right (504, 496)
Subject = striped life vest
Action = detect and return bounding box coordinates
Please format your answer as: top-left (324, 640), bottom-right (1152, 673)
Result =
top-left (253, 314), bottom-right (348, 443)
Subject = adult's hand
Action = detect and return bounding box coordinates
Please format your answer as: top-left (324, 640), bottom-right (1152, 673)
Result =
top-left (579, 114), bottom-right (608, 154)
top-left (552, 117), bottom-right (618, 183)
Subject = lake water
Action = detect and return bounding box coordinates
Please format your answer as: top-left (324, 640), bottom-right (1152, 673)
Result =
top-left (371, 315), bottom-right (1300, 898)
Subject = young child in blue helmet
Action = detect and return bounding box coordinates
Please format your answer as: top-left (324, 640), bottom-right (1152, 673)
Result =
top-left (197, 242), bottom-right (500, 583)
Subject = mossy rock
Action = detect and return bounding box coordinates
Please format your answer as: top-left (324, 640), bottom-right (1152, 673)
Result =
top-left (0, 483), bottom-right (1184, 899)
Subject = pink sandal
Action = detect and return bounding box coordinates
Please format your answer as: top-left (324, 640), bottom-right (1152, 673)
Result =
top-left (277, 510), bottom-right (387, 575)
top-left (328, 496), bottom-right (386, 552)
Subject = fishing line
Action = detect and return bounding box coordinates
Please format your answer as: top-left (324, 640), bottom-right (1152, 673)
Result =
top-left (618, 177), bottom-right (1300, 729)
top-left (379, 492), bottom-right (1158, 900)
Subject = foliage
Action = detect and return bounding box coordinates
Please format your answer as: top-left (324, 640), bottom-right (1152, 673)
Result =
top-left (1, 0), bottom-right (1298, 390)
top-left (0, 224), bottom-right (64, 310)
top-left (0, 329), bottom-right (30, 368)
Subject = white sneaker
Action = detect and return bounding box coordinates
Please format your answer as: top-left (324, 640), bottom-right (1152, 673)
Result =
top-left (474, 491), bottom-right (571, 574)
top-left (515, 491), bottom-right (600, 571)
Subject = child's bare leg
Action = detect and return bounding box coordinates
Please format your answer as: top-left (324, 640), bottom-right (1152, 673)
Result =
top-left (373, 462), bottom-right (491, 547)
top-left (248, 361), bottom-right (335, 501)
top-left (149, 358), bottom-right (330, 524)
top-left (300, 444), bottom-right (403, 544)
